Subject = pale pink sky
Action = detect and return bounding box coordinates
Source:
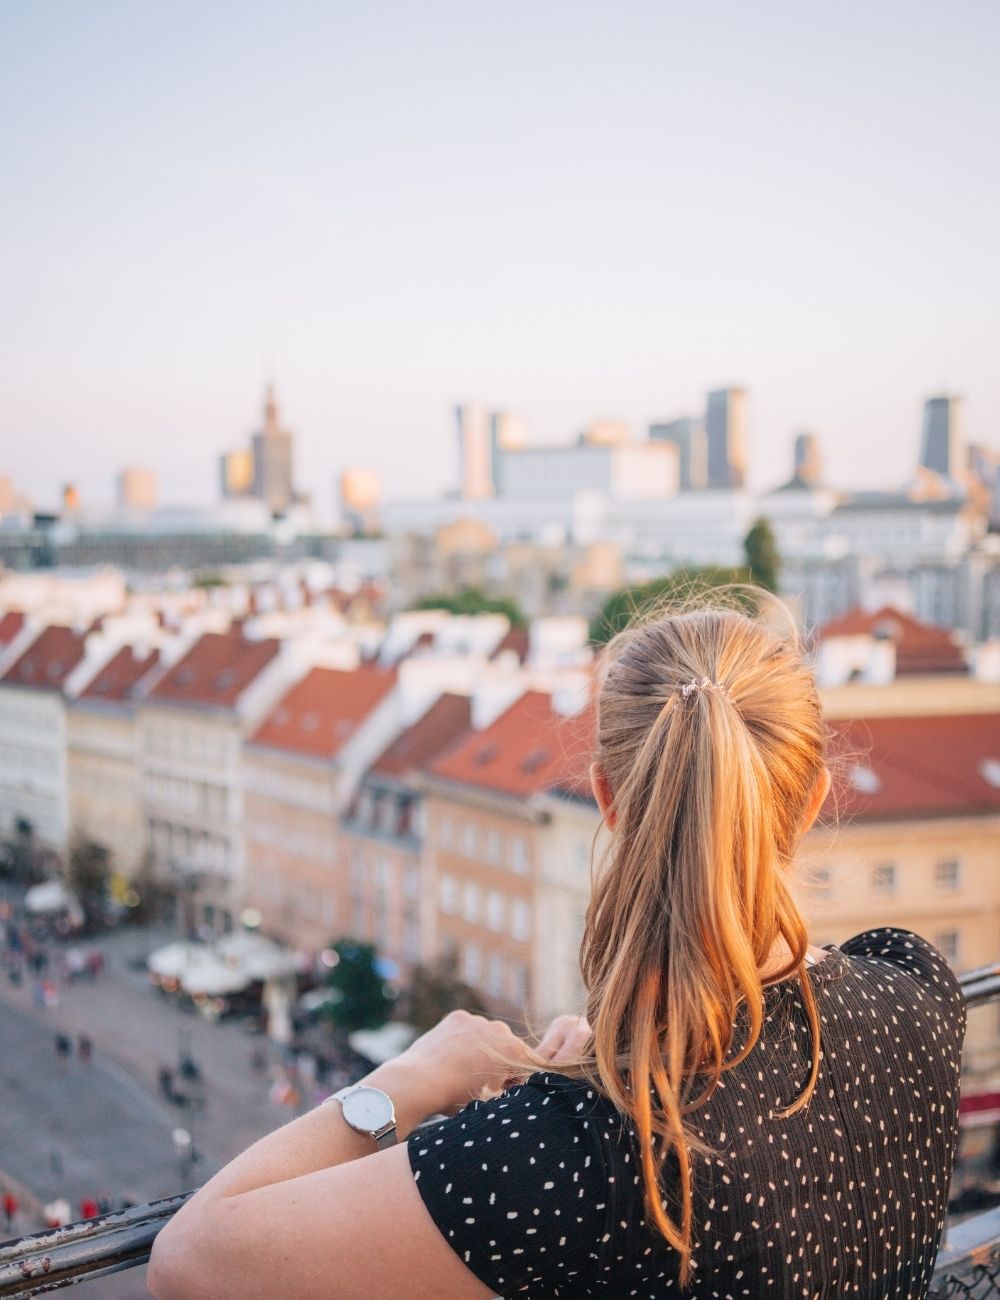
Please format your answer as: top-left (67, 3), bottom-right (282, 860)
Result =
top-left (2, 1), bottom-right (998, 517)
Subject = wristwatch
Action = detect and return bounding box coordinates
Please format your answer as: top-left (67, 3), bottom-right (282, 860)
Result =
top-left (327, 1084), bottom-right (398, 1150)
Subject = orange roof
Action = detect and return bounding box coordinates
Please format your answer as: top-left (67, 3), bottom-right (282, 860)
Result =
top-left (826, 713), bottom-right (1000, 821)
top-left (429, 690), bottom-right (597, 801)
top-left (0, 611), bottom-right (25, 646)
top-left (149, 628), bottom-right (280, 709)
top-left (818, 605), bottom-right (967, 675)
top-left (1, 625), bottom-right (87, 692)
top-left (370, 693), bottom-right (472, 778)
top-left (249, 664), bottom-right (397, 759)
top-left (490, 626), bottom-right (530, 664)
top-left (79, 646), bottom-right (159, 704)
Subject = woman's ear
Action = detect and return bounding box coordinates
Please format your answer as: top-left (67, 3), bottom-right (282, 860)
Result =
top-left (800, 765), bottom-right (832, 834)
top-left (590, 760), bottom-right (617, 829)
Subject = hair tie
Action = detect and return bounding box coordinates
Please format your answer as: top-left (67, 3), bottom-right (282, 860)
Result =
top-left (681, 676), bottom-right (729, 700)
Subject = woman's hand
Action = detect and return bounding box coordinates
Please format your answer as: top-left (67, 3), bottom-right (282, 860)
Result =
top-left (536, 1013), bottom-right (592, 1065)
top-left (390, 1010), bottom-right (534, 1115)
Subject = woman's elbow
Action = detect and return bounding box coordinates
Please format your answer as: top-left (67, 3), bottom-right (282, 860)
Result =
top-left (147, 1213), bottom-right (213, 1300)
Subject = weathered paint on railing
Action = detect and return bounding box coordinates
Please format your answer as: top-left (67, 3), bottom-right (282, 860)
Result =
top-left (1, 964), bottom-right (998, 1297)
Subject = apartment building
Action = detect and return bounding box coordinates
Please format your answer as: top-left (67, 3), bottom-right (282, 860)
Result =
top-left (242, 664), bottom-right (399, 953)
top-left (802, 712), bottom-right (1000, 1085)
top-left (138, 627), bottom-right (288, 933)
top-left (339, 692), bottom-right (472, 973)
top-left (66, 645), bottom-right (160, 879)
top-left (422, 689), bottom-right (596, 1025)
top-left (0, 625), bottom-right (89, 848)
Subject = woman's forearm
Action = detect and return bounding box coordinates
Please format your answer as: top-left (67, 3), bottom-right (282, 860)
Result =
top-left (174, 1057), bottom-right (440, 1208)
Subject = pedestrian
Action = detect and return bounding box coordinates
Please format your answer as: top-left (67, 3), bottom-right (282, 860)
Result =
top-left (2, 1190), bottom-right (17, 1232)
top-left (77, 1034), bottom-right (92, 1064)
top-left (86, 949), bottom-right (104, 980)
top-left (249, 1044), bottom-right (267, 1075)
top-left (80, 1196), bottom-right (99, 1220)
top-left (97, 1191), bottom-right (113, 1216)
top-left (54, 1032), bottom-right (72, 1064)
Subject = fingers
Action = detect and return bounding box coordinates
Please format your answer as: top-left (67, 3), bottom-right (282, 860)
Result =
top-left (537, 1014), bottom-right (591, 1064)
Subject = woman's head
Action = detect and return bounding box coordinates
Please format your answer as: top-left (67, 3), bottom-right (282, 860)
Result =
top-left (580, 591), bottom-right (829, 1281)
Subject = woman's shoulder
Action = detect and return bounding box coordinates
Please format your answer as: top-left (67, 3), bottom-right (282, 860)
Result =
top-left (835, 926), bottom-right (965, 1015)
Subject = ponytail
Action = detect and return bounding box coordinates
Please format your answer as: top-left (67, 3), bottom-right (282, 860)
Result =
top-left (578, 597), bottom-right (825, 1282)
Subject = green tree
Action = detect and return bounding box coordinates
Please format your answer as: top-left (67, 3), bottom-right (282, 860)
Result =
top-left (322, 939), bottom-right (395, 1033)
top-left (66, 836), bottom-right (111, 906)
top-left (743, 517), bottom-right (781, 593)
top-left (588, 566), bottom-right (750, 644)
top-left (411, 587), bottom-right (527, 628)
top-left (400, 950), bottom-right (487, 1032)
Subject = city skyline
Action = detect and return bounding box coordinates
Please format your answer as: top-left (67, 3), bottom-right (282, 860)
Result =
top-left (2, 2), bottom-right (998, 512)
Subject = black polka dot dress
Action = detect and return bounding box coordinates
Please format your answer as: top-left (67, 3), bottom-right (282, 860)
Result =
top-left (408, 928), bottom-right (966, 1298)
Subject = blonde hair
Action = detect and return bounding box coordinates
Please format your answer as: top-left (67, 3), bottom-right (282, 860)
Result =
top-left (507, 590), bottom-right (826, 1284)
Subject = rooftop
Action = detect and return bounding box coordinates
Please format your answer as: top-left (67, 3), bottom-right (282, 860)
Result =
top-left (0, 625), bottom-right (87, 692)
top-left (369, 692), bottom-right (472, 779)
top-left (78, 645), bottom-right (160, 704)
top-left (429, 689), bottom-right (596, 801)
top-left (818, 605), bottom-right (968, 676)
top-left (827, 712), bottom-right (1000, 821)
top-left (148, 628), bottom-right (280, 709)
top-left (249, 663), bottom-right (396, 759)
top-left (0, 610), bottom-right (26, 647)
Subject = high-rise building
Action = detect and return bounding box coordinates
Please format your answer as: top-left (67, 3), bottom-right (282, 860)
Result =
top-left (117, 466), bottom-right (158, 513)
top-left (793, 433), bottom-right (823, 486)
top-left (489, 411), bottom-right (526, 496)
top-left (252, 385), bottom-right (295, 514)
top-left (219, 449), bottom-right (255, 499)
top-left (705, 388), bottom-right (748, 489)
top-left (920, 395), bottom-right (965, 481)
top-left (456, 403), bottom-right (493, 499)
top-left (579, 419), bottom-right (631, 447)
top-left (339, 467), bottom-right (382, 534)
top-left (648, 417), bottom-right (707, 490)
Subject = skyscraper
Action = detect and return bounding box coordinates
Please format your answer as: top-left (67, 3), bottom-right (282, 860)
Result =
top-left (919, 395), bottom-right (964, 481)
top-left (252, 385), bottom-right (295, 514)
top-left (456, 403), bottom-right (493, 499)
top-left (793, 433), bottom-right (823, 486)
top-left (648, 417), bottom-right (707, 490)
top-left (489, 411), bottom-right (526, 497)
top-left (705, 388), bottom-right (748, 489)
top-left (117, 466), bottom-right (158, 513)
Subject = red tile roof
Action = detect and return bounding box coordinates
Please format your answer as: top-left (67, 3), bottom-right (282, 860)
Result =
top-left (429, 690), bottom-right (597, 801)
top-left (490, 626), bottom-right (530, 664)
top-left (827, 713), bottom-right (1000, 821)
top-left (818, 605), bottom-right (967, 675)
top-left (149, 628), bottom-right (280, 709)
top-left (370, 693), bottom-right (472, 778)
top-left (79, 646), bottom-right (160, 704)
top-left (0, 611), bottom-right (25, 647)
top-left (249, 664), bottom-right (397, 759)
top-left (1, 625), bottom-right (87, 692)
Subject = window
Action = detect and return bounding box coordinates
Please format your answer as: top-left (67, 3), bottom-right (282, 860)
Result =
top-left (404, 865), bottom-right (420, 900)
top-left (373, 854), bottom-right (390, 890)
top-left (871, 863), bottom-right (896, 895)
top-left (463, 944), bottom-right (482, 987)
top-left (410, 801), bottom-right (427, 839)
top-left (440, 874), bottom-right (458, 914)
top-left (438, 815), bottom-right (454, 848)
top-left (486, 890), bottom-right (505, 932)
top-left (935, 931), bottom-right (960, 965)
top-left (351, 847), bottom-right (366, 886)
top-left (511, 899), bottom-right (532, 942)
top-left (485, 829), bottom-right (502, 864)
top-left (510, 835), bottom-right (529, 874)
top-left (462, 822), bottom-right (479, 857)
top-left (462, 882), bottom-right (481, 924)
top-left (508, 960), bottom-right (530, 1006)
top-left (487, 953), bottom-right (505, 999)
top-left (935, 859), bottom-right (960, 891)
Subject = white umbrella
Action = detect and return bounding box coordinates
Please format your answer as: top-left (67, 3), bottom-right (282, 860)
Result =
top-left (147, 941), bottom-right (205, 979)
top-left (213, 931), bottom-right (297, 981)
top-left (25, 880), bottom-right (79, 915)
top-left (348, 1021), bottom-right (419, 1065)
top-left (179, 950), bottom-right (250, 996)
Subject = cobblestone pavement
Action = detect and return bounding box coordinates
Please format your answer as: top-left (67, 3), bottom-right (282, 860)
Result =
top-left (0, 920), bottom-right (317, 1297)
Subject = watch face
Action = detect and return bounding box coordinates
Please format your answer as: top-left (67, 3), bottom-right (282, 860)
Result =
top-left (343, 1086), bottom-right (394, 1132)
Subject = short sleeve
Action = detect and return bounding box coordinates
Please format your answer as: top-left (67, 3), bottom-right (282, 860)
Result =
top-left (407, 1072), bottom-right (616, 1296)
top-left (839, 926), bottom-right (966, 1024)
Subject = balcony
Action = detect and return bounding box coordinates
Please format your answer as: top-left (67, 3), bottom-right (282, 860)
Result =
top-left (2, 961), bottom-right (999, 1298)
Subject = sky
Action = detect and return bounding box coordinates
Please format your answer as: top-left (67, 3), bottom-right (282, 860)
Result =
top-left (1, 0), bottom-right (998, 518)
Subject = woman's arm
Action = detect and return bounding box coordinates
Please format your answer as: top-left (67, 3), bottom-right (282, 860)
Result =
top-left (146, 1011), bottom-right (536, 1299)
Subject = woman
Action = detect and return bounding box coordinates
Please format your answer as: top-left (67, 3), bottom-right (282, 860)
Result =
top-left (148, 600), bottom-right (966, 1298)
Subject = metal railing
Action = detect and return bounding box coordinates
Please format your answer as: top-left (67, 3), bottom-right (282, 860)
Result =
top-left (2, 964), bottom-right (999, 1299)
